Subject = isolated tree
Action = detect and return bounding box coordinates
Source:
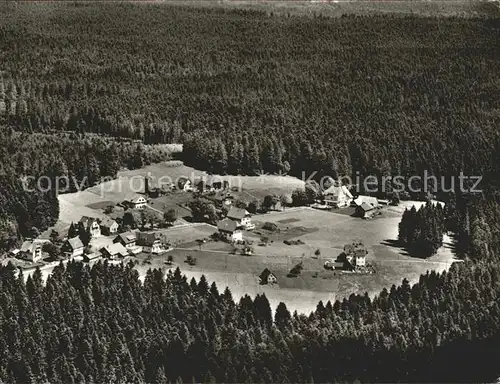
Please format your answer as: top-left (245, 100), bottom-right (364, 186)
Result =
top-left (68, 222), bottom-right (78, 238)
top-left (164, 209), bottom-right (177, 226)
top-left (281, 194), bottom-right (293, 210)
top-left (122, 212), bottom-right (137, 229)
top-left (262, 195), bottom-right (275, 212)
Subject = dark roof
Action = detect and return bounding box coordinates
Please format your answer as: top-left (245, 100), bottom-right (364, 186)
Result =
top-left (354, 248), bottom-right (367, 257)
top-left (259, 268), bottom-right (275, 281)
top-left (334, 261), bottom-right (345, 268)
top-left (217, 218), bottom-right (238, 233)
top-left (100, 217), bottom-right (117, 228)
top-left (227, 207), bottom-right (249, 220)
top-left (344, 244), bottom-right (355, 254)
top-left (115, 231), bottom-right (137, 244)
top-left (136, 232), bottom-right (160, 246)
top-left (80, 216), bottom-right (98, 226)
top-left (67, 236), bottom-right (84, 250)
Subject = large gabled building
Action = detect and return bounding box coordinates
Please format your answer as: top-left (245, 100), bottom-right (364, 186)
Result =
top-left (217, 218), bottom-right (243, 243)
top-left (62, 237), bottom-right (85, 259)
top-left (323, 185), bottom-right (353, 208)
top-left (227, 207), bottom-right (253, 229)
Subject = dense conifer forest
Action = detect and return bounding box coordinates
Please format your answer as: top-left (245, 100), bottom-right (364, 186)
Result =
top-left (0, 2), bottom-right (500, 382)
top-left (398, 203), bottom-right (446, 257)
top-left (1, 3), bottom-right (499, 181)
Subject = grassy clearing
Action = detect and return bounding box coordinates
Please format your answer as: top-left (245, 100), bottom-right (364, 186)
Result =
top-left (143, 206), bottom-right (460, 313)
top-left (168, 0), bottom-right (500, 18)
top-left (58, 160), bottom-right (304, 225)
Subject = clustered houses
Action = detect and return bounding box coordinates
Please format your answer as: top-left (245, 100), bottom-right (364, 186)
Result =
top-left (136, 232), bottom-right (163, 254)
top-left (113, 231), bottom-right (141, 253)
top-left (325, 241), bottom-right (368, 271)
top-left (216, 207), bottom-right (254, 243)
top-left (100, 243), bottom-right (128, 260)
top-left (113, 231), bottom-right (167, 255)
top-left (79, 216), bottom-right (101, 237)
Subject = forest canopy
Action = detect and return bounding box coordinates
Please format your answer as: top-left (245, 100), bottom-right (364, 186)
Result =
top-left (0, 3), bottom-right (499, 182)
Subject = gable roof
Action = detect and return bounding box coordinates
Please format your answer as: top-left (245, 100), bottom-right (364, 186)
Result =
top-left (67, 236), bottom-right (84, 250)
top-left (323, 185), bottom-right (353, 199)
top-left (84, 252), bottom-right (101, 261)
top-left (19, 239), bottom-right (46, 254)
top-left (125, 195), bottom-right (146, 204)
top-left (20, 240), bottom-right (36, 253)
top-left (101, 243), bottom-right (128, 257)
top-left (100, 217), bottom-right (117, 228)
top-left (136, 232), bottom-right (160, 246)
top-left (217, 218), bottom-right (238, 233)
top-left (259, 268), bottom-right (275, 281)
top-left (354, 195), bottom-right (378, 208)
top-left (115, 231), bottom-right (137, 244)
top-left (359, 202), bottom-right (375, 212)
top-left (227, 207), bottom-right (249, 220)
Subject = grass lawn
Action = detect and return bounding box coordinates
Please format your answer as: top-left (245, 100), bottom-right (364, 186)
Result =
top-left (170, 0), bottom-right (499, 18)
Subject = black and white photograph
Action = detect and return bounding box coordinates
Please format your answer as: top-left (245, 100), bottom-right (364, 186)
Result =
top-left (0, 0), bottom-right (499, 382)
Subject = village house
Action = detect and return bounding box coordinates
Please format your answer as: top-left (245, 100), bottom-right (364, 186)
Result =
top-left (100, 218), bottom-right (119, 236)
top-left (323, 185), bottom-right (354, 208)
top-left (17, 239), bottom-right (46, 262)
top-left (343, 242), bottom-right (367, 267)
top-left (177, 177), bottom-right (193, 192)
top-left (113, 231), bottom-right (138, 249)
top-left (79, 216), bottom-right (101, 237)
top-left (62, 237), bottom-right (85, 258)
top-left (217, 218), bottom-right (243, 243)
top-left (259, 268), bottom-right (277, 285)
top-left (83, 253), bottom-right (102, 263)
top-left (227, 207), bottom-right (253, 229)
top-left (124, 195), bottom-right (147, 210)
top-left (136, 232), bottom-right (164, 254)
top-left (100, 243), bottom-right (129, 260)
top-left (355, 202), bottom-right (377, 219)
top-left (205, 175), bottom-right (224, 192)
top-left (352, 195), bottom-right (379, 208)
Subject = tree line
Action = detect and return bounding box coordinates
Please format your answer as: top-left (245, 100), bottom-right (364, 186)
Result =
top-left (398, 202), bottom-right (445, 257)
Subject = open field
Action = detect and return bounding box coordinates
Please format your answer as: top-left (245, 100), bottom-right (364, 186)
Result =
top-left (142, 206), bottom-right (459, 314)
top-left (168, 0), bottom-right (500, 17)
top-left (58, 161), bottom-right (305, 225)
